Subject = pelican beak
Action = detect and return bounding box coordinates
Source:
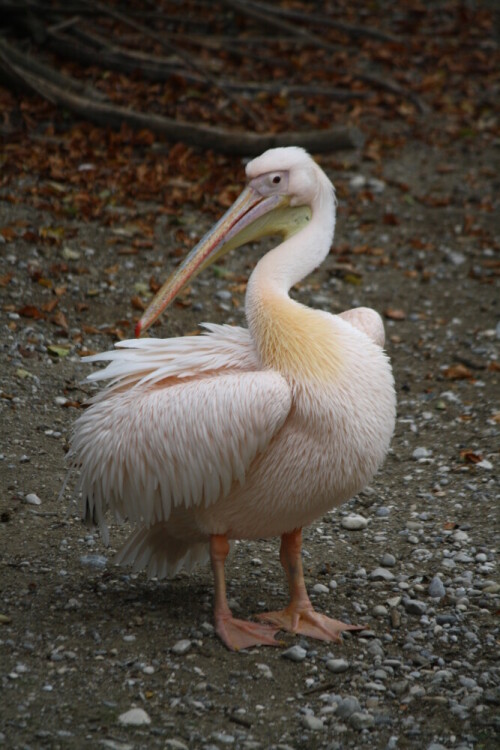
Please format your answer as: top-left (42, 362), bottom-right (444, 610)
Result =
top-left (135, 186), bottom-right (310, 336)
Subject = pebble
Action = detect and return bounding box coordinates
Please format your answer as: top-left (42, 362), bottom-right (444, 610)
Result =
top-left (428, 575), bottom-right (446, 599)
top-left (24, 493), bottom-right (42, 506)
top-left (164, 740), bottom-right (189, 750)
top-left (381, 553), bottom-right (396, 567)
top-left (79, 554), bottom-right (107, 569)
top-left (172, 639), bottom-right (192, 655)
top-left (301, 715), bottom-right (324, 731)
top-left (350, 711), bottom-right (375, 730)
top-left (370, 567), bottom-right (395, 582)
top-left (404, 599), bottom-right (427, 616)
top-left (412, 447), bottom-right (431, 459)
top-left (336, 696), bottom-right (361, 719)
top-left (282, 645), bottom-right (307, 662)
top-left (326, 658), bottom-right (350, 673)
top-left (118, 708), bottom-right (151, 726)
top-left (312, 583), bottom-right (329, 594)
top-left (341, 514), bottom-right (368, 530)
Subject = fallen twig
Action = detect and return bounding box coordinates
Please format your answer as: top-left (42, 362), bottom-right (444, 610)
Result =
top-left (0, 38), bottom-right (364, 155)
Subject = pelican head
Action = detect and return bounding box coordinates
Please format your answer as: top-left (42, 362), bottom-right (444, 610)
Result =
top-left (135, 147), bottom-right (323, 336)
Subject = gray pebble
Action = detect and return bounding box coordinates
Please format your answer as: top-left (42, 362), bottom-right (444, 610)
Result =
top-left (370, 567), bottom-right (395, 582)
top-left (282, 645), bottom-right (307, 662)
top-left (336, 696), bottom-right (361, 719)
top-left (350, 711), bottom-right (375, 730)
top-left (172, 639), bottom-right (192, 655)
top-left (404, 599), bottom-right (427, 616)
top-left (79, 554), bottom-right (107, 569)
top-left (376, 506), bottom-right (391, 517)
top-left (381, 553), bottom-right (396, 567)
top-left (412, 447), bottom-right (431, 459)
top-left (341, 514), bottom-right (368, 530)
top-left (428, 575), bottom-right (446, 599)
top-left (165, 741), bottom-right (189, 750)
top-left (301, 715), bottom-right (324, 731)
top-left (326, 658), bottom-right (350, 673)
top-left (312, 583), bottom-right (329, 594)
top-left (118, 708), bottom-right (151, 726)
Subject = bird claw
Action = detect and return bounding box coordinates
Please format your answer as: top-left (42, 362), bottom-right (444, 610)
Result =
top-left (257, 607), bottom-right (363, 643)
top-left (215, 615), bottom-right (282, 651)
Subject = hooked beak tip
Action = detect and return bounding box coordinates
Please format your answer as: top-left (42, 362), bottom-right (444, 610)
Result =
top-left (134, 320), bottom-right (143, 338)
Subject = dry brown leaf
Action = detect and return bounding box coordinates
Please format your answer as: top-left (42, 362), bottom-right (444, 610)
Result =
top-left (384, 308), bottom-right (406, 320)
top-left (443, 364), bottom-right (473, 380)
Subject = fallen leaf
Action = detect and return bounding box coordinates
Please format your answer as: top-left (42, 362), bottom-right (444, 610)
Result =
top-left (50, 311), bottom-right (69, 330)
top-left (384, 308), bottom-right (406, 320)
top-left (443, 364), bottom-right (472, 380)
top-left (131, 295), bottom-right (146, 311)
top-left (18, 305), bottom-right (46, 320)
top-left (47, 344), bottom-right (70, 357)
top-left (460, 450), bottom-right (483, 464)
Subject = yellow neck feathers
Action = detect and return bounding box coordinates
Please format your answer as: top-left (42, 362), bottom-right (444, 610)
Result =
top-left (250, 291), bottom-right (343, 382)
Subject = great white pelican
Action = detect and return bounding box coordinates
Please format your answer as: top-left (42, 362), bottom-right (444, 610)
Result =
top-left (69, 147), bottom-right (396, 650)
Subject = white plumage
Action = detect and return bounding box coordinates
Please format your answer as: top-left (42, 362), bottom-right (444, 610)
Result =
top-left (69, 148), bottom-right (396, 650)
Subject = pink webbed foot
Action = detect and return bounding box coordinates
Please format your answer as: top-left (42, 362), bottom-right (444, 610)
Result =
top-left (257, 605), bottom-right (363, 642)
top-left (215, 614), bottom-right (282, 651)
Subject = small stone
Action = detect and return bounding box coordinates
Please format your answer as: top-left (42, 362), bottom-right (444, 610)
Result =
top-left (282, 645), bottom-right (307, 662)
top-left (376, 506), bottom-right (391, 518)
top-left (312, 583), bottom-right (329, 594)
top-left (326, 658), bottom-right (349, 673)
top-left (404, 599), bottom-right (427, 616)
top-left (412, 447), bottom-right (431, 460)
top-left (336, 696), bottom-right (361, 719)
top-left (391, 679), bottom-right (409, 696)
top-left (80, 554), bottom-right (107, 569)
top-left (428, 575), bottom-right (446, 599)
top-left (370, 567), bottom-right (395, 582)
top-left (477, 459), bottom-right (493, 470)
top-left (211, 731), bottom-right (235, 744)
top-left (215, 290), bottom-right (232, 301)
top-left (381, 553), bottom-right (396, 567)
top-left (172, 639), bottom-right (192, 655)
top-left (349, 175), bottom-right (366, 190)
top-left (341, 514), bottom-right (368, 530)
top-left (24, 493), bottom-right (42, 506)
top-left (373, 605), bottom-right (388, 617)
top-left (164, 740), bottom-right (189, 750)
top-left (301, 715), bottom-right (324, 731)
top-left (350, 711), bottom-right (375, 730)
top-left (118, 708), bottom-right (151, 726)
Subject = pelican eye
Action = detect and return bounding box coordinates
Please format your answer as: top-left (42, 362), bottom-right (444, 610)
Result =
top-left (272, 175), bottom-right (281, 184)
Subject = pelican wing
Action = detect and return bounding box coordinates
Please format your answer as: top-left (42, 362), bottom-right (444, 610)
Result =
top-left (85, 323), bottom-right (260, 389)
top-left (71, 366), bottom-right (292, 540)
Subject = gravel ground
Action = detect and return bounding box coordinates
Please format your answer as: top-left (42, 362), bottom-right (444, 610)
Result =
top-left (0, 133), bottom-right (499, 750)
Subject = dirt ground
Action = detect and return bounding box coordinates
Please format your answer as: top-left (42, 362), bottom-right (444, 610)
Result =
top-left (0, 64), bottom-right (499, 750)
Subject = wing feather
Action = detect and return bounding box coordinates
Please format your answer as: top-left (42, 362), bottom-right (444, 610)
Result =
top-left (70, 370), bottom-right (291, 536)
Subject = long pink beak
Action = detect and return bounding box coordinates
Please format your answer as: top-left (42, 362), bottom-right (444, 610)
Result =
top-left (135, 186), bottom-right (288, 337)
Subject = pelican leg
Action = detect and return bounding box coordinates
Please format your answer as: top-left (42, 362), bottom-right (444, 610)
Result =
top-left (257, 529), bottom-right (362, 642)
top-left (210, 534), bottom-right (281, 651)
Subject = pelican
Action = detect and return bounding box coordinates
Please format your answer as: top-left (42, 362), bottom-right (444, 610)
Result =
top-left (69, 147), bottom-right (396, 651)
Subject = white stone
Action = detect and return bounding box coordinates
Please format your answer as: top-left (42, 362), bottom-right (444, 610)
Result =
top-left (24, 493), bottom-right (42, 506)
top-left (301, 715), bottom-right (324, 731)
top-left (172, 639), bottom-right (192, 655)
top-left (118, 708), bottom-right (151, 726)
top-left (341, 514), bottom-right (368, 530)
top-left (282, 645), bottom-right (307, 662)
top-left (312, 583), bottom-right (329, 594)
top-left (326, 658), bottom-right (349, 673)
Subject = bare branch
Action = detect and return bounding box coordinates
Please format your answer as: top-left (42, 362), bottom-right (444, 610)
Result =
top-left (0, 37), bottom-right (364, 156)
